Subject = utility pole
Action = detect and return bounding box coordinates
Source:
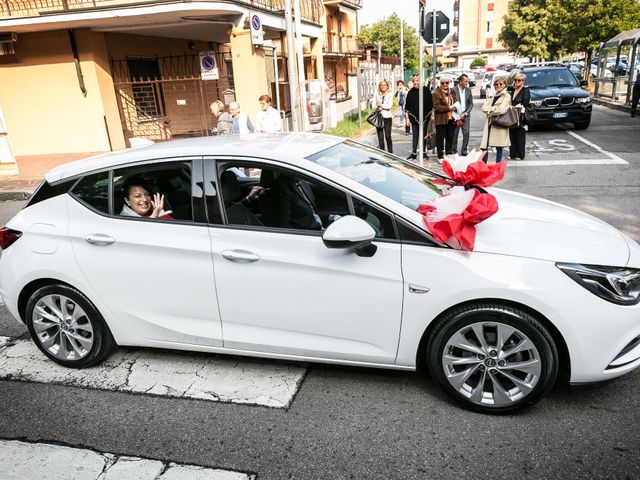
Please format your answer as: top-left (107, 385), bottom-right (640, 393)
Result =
top-left (400, 18), bottom-right (404, 82)
top-left (284, 0), bottom-right (299, 131)
top-left (432, 8), bottom-right (437, 89)
top-left (293, 0), bottom-right (307, 131)
top-left (377, 41), bottom-right (381, 82)
top-left (418, 33), bottom-right (424, 166)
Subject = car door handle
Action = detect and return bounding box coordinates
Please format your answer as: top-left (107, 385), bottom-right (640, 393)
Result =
top-left (221, 249), bottom-right (261, 263)
top-left (85, 234), bottom-right (116, 246)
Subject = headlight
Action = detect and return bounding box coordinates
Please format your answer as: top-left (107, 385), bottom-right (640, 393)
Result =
top-left (556, 263), bottom-right (640, 305)
top-left (530, 100), bottom-right (543, 107)
top-left (575, 97), bottom-right (591, 104)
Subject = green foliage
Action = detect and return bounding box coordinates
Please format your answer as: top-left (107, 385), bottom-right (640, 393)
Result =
top-left (470, 57), bottom-right (486, 68)
top-left (500, 0), bottom-right (640, 64)
top-left (359, 13), bottom-right (419, 72)
top-left (326, 108), bottom-right (374, 138)
top-left (499, 0), bottom-right (559, 59)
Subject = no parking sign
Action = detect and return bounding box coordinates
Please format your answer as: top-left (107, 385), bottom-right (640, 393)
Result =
top-left (250, 12), bottom-right (263, 46)
top-left (199, 51), bottom-right (219, 81)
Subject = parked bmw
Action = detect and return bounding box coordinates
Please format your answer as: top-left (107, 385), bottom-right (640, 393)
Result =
top-left (1, 134), bottom-right (639, 414)
top-left (511, 65), bottom-right (592, 129)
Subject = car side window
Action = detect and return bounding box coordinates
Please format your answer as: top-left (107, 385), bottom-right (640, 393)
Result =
top-left (113, 162), bottom-right (193, 222)
top-left (351, 197), bottom-right (397, 240)
top-left (71, 171), bottom-right (110, 214)
top-left (217, 163), bottom-right (350, 233)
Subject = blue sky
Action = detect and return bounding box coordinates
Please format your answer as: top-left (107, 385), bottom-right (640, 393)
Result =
top-left (357, 0), bottom-right (454, 32)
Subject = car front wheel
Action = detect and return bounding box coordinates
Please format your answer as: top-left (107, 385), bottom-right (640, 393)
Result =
top-left (26, 284), bottom-right (116, 368)
top-left (426, 303), bottom-right (558, 414)
top-left (573, 119), bottom-right (590, 130)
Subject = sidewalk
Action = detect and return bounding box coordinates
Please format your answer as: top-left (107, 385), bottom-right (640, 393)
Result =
top-left (0, 152), bottom-right (98, 200)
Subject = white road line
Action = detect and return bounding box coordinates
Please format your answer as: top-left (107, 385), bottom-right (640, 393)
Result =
top-left (565, 130), bottom-right (629, 164)
top-left (0, 339), bottom-right (306, 408)
top-left (0, 440), bottom-right (254, 480)
top-left (508, 158), bottom-right (629, 167)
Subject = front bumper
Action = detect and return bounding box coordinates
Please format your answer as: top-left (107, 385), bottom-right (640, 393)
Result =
top-left (527, 103), bottom-right (592, 125)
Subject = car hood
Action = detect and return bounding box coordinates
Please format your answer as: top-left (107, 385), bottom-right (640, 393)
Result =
top-left (529, 86), bottom-right (589, 99)
top-left (471, 188), bottom-right (629, 266)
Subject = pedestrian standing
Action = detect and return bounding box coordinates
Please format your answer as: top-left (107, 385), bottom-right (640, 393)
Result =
top-left (631, 75), bottom-right (640, 118)
top-left (255, 95), bottom-right (282, 133)
top-left (209, 100), bottom-right (233, 136)
top-left (509, 73), bottom-right (530, 160)
top-left (452, 74), bottom-right (473, 156)
top-left (480, 76), bottom-right (511, 163)
top-left (395, 80), bottom-right (408, 129)
top-left (229, 101), bottom-right (254, 134)
top-left (432, 75), bottom-right (458, 161)
top-left (374, 79), bottom-right (394, 153)
top-left (404, 75), bottom-right (433, 159)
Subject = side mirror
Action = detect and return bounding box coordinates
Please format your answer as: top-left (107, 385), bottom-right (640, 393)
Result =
top-left (322, 215), bottom-right (377, 257)
top-left (580, 80), bottom-right (589, 87)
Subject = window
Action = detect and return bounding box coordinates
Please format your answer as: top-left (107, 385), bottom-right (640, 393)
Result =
top-left (127, 58), bottom-right (166, 120)
top-left (71, 171), bottom-right (110, 214)
top-left (114, 162), bottom-right (193, 222)
top-left (216, 163), bottom-right (350, 233)
top-left (351, 197), bottom-right (396, 240)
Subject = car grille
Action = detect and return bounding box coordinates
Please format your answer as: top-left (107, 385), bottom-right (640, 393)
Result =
top-left (543, 97), bottom-right (575, 107)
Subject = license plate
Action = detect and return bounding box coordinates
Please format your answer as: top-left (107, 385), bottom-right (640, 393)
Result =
top-left (553, 112), bottom-right (568, 118)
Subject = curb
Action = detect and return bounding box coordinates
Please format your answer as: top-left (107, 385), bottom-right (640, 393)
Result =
top-left (592, 97), bottom-right (632, 114)
top-left (0, 191), bottom-right (32, 201)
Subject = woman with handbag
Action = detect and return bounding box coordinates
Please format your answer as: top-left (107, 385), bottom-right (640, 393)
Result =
top-left (374, 79), bottom-right (394, 153)
top-left (509, 73), bottom-right (530, 160)
top-left (480, 76), bottom-right (511, 163)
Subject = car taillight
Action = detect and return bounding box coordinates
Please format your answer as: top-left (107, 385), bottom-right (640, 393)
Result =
top-left (0, 227), bottom-right (22, 250)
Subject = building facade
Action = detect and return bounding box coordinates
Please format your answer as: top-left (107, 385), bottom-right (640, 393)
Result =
top-left (0, 0), bottom-right (327, 165)
top-left (451, 0), bottom-right (515, 68)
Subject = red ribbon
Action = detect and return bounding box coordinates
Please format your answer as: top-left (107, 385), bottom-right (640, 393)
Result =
top-left (418, 190), bottom-right (499, 251)
top-left (442, 159), bottom-right (506, 188)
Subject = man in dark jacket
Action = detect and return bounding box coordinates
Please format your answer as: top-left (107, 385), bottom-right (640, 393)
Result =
top-left (404, 75), bottom-right (433, 160)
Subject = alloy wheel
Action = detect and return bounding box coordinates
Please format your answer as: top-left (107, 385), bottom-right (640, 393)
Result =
top-left (441, 321), bottom-right (542, 407)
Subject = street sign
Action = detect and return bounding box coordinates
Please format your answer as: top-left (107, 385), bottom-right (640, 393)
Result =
top-left (250, 13), bottom-right (264, 46)
top-left (198, 51), bottom-right (219, 81)
top-left (420, 10), bottom-right (450, 44)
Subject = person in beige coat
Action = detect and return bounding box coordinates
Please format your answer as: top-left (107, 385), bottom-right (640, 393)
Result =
top-left (480, 76), bottom-right (511, 163)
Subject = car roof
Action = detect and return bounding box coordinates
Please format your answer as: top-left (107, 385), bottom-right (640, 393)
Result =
top-left (45, 133), bottom-right (345, 183)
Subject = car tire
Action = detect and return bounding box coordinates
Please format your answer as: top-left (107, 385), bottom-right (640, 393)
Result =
top-left (425, 303), bottom-right (558, 414)
top-left (25, 284), bottom-right (116, 368)
top-left (573, 119), bottom-right (590, 130)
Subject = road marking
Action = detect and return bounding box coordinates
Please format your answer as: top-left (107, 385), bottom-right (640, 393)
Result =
top-left (565, 130), bottom-right (628, 163)
top-left (0, 339), bottom-right (306, 408)
top-left (0, 440), bottom-right (254, 480)
top-left (508, 158), bottom-right (629, 166)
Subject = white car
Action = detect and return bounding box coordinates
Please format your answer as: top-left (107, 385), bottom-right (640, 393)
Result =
top-left (1, 134), bottom-right (640, 414)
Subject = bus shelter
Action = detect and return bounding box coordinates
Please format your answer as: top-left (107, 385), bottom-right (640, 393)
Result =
top-left (595, 29), bottom-right (640, 106)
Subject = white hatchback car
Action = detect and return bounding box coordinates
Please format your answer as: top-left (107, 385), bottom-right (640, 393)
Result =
top-left (1, 134), bottom-right (639, 413)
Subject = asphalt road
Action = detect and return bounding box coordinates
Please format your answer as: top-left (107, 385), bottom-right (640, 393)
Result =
top-left (1, 103), bottom-right (639, 479)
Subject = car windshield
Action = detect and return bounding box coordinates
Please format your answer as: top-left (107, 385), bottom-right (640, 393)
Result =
top-left (525, 68), bottom-right (579, 88)
top-left (306, 141), bottom-right (449, 211)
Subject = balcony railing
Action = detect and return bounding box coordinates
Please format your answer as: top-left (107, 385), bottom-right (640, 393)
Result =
top-left (322, 0), bottom-right (362, 9)
top-left (323, 31), bottom-right (361, 54)
top-left (0, 0), bottom-right (322, 24)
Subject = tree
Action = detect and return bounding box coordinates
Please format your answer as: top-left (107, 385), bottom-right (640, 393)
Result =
top-left (498, 0), bottom-right (560, 60)
top-left (548, 0), bottom-right (640, 79)
top-left (470, 56), bottom-right (486, 68)
top-left (359, 13), bottom-right (420, 72)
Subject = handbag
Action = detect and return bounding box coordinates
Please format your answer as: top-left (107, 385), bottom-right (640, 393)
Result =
top-left (425, 112), bottom-right (436, 150)
top-left (366, 108), bottom-right (384, 129)
top-left (491, 106), bottom-right (520, 129)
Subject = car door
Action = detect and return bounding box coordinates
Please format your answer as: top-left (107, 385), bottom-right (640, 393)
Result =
top-left (67, 158), bottom-right (223, 347)
top-left (204, 158), bottom-right (404, 364)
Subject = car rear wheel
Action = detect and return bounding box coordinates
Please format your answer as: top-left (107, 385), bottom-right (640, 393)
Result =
top-left (426, 303), bottom-right (558, 414)
top-left (26, 284), bottom-right (115, 368)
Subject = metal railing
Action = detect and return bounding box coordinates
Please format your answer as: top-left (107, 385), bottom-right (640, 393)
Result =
top-left (323, 31), bottom-right (361, 54)
top-left (0, 0), bottom-right (322, 23)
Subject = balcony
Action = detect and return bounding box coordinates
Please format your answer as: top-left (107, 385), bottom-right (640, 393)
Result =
top-left (322, 0), bottom-right (362, 9)
top-left (323, 31), bottom-right (361, 55)
top-left (0, 0), bottom-right (322, 24)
